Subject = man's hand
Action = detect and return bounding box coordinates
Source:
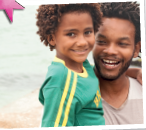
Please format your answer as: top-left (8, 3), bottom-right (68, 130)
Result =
top-left (136, 69), bottom-right (142, 85)
top-left (126, 68), bottom-right (142, 85)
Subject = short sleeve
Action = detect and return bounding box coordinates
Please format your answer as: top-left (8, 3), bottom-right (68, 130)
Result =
top-left (41, 87), bottom-right (63, 127)
top-left (39, 69), bottom-right (78, 127)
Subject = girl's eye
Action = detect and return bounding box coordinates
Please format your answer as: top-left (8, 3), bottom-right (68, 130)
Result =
top-left (85, 31), bottom-right (92, 35)
top-left (67, 33), bottom-right (75, 37)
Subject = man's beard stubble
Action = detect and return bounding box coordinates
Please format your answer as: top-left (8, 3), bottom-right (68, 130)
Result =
top-left (93, 56), bottom-right (133, 81)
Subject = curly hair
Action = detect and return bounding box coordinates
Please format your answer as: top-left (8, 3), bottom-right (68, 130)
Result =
top-left (36, 4), bottom-right (102, 51)
top-left (100, 2), bottom-right (140, 45)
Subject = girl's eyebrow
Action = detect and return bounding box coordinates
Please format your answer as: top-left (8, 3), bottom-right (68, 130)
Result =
top-left (84, 27), bottom-right (94, 30)
top-left (63, 29), bottom-right (78, 32)
top-left (63, 27), bottom-right (94, 32)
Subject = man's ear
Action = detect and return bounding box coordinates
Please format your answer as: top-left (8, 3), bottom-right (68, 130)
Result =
top-left (133, 41), bottom-right (141, 58)
top-left (47, 35), bottom-right (56, 46)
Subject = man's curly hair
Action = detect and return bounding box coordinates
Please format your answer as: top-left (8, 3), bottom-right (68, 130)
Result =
top-left (36, 4), bottom-right (102, 51)
top-left (100, 2), bottom-right (140, 45)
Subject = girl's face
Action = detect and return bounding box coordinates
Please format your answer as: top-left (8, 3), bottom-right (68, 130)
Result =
top-left (50, 12), bottom-right (95, 66)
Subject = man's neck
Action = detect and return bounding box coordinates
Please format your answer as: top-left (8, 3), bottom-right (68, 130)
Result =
top-left (95, 69), bottom-right (130, 109)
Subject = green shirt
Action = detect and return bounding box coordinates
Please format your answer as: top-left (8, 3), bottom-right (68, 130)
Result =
top-left (39, 57), bottom-right (105, 127)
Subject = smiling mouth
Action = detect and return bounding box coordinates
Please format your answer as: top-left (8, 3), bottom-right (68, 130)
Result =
top-left (71, 49), bottom-right (88, 53)
top-left (101, 59), bottom-right (120, 68)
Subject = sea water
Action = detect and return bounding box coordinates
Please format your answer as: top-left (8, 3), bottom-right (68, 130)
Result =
top-left (0, 5), bottom-right (52, 108)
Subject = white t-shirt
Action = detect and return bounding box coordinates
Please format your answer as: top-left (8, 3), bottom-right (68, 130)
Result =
top-left (102, 77), bottom-right (143, 125)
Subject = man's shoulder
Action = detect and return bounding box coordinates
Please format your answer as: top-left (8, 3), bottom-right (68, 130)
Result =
top-left (128, 77), bottom-right (143, 99)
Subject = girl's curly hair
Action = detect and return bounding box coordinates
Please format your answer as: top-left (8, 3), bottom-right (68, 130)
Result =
top-left (36, 4), bottom-right (102, 51)
top-left (100, 2), bottom-right (140, 45)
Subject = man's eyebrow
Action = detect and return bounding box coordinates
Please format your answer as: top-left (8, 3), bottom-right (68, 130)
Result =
top-left (118, 37), bottom-right (130, 41)
top-left (97, 34), bottom-right (131, 41)
top-left (97, 34), bottom-right (107, 39)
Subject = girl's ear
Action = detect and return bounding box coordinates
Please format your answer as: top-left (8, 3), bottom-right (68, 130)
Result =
top-left (133, 41), bottom-right (141, 58)
top-left (47, 35), bottom-right (56, 46)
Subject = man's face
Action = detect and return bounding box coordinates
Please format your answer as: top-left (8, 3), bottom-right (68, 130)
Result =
top-left (93, 17), bottom-right (139, 80)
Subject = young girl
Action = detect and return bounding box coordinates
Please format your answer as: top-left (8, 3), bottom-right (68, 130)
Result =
top-left (36, 4), bottom-right (105, 127)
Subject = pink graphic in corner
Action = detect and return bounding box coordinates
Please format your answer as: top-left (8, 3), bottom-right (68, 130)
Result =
top-left (0, 0), bottom-right (24, 22)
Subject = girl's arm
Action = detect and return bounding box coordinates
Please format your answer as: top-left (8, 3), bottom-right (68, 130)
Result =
top-left (39, 74), bottom-right (77, 127)
top-left (126, 68), bottom-right (142, 85)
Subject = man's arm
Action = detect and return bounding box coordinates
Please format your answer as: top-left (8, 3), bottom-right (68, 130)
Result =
top-left (126, 68), bottom-right (142, 85)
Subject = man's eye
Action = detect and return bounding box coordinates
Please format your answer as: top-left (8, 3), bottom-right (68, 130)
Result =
top-left (119, 42), bottom-right (128, 46)
top-left (96, 40), bottom-right (106, 45)
top-left (67, 33), bottom-right (75, 37)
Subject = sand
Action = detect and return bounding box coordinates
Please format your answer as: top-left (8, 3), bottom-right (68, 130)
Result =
top-left (0, 88), bottom-right (43, 128)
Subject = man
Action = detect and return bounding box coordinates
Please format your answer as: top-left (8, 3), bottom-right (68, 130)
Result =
top-left (93, 2), bottom-right (143, 125)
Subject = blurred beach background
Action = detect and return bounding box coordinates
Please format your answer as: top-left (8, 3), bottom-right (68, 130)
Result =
top-left (0, 4), bottom-right (141, 128)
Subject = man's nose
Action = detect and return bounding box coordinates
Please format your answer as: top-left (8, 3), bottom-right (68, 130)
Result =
top-left (76, 35), bottom-right (88, 47)
top-left (103, 43), bottom-right (118, 55)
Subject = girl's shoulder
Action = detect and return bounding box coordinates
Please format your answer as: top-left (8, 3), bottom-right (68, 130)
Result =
top-left (83, 59), bottom-right (95, 72)
top-left (41, 61), bottom-right (68, 91)
top-left (46, 61), bottom-right (67, 78)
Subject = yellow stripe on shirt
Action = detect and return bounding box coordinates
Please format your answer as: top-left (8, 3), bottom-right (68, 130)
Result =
top-left (62, 73), bottom-right (77, 126)
top-left (54, 69), bottom-right (71, 127)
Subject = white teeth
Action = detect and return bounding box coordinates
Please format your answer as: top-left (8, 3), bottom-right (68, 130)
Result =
top-left (105, 64), bottom-right (117, 66)
top-left (103, 59), bottom-right (118, 64)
